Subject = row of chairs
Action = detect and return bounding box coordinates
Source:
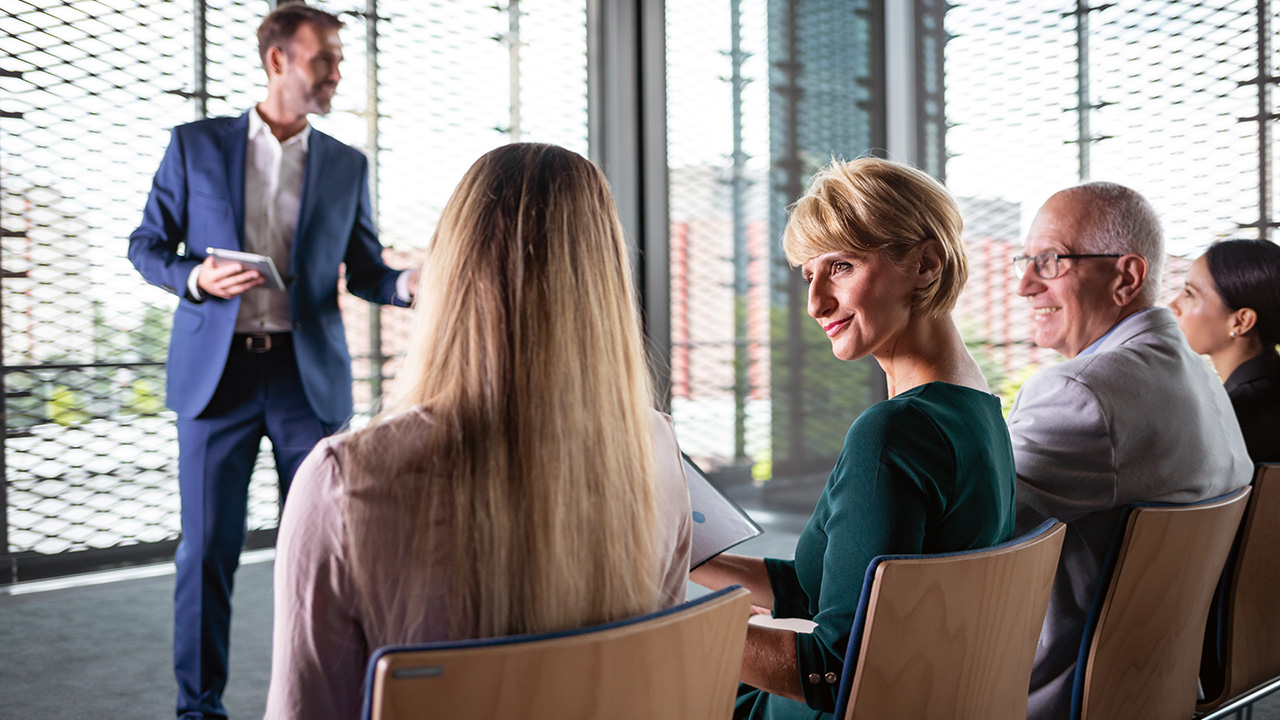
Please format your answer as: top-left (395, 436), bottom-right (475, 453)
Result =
top-left (359, 464), bottom-right (1279, 720)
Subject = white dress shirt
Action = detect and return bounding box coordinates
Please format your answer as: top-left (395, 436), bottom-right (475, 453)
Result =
top-left (237, 106), bottom-right (307, 332)
top-left (187, 108), bottom-right (412, 323)
top-left (184, 107), bottom-right (303, 333)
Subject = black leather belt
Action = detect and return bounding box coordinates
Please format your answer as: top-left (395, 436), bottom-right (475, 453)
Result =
top-left (233, 333), bottom-right (292, 353)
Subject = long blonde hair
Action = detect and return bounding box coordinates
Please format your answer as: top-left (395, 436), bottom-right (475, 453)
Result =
top-left (341, 143), bottom-right (661, 644)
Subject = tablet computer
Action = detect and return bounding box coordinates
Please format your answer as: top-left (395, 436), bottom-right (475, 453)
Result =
top-left (205, 247), bottom-right (287, 292)
top-left (683, 453), bottom-right (765, 568)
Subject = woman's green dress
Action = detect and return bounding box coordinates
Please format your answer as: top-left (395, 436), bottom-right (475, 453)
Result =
top-left (734, 382), bottom-right (1017, 720)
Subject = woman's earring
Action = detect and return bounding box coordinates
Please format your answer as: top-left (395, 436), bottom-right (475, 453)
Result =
top-left (1230, 331), bottom-right (1238, 338)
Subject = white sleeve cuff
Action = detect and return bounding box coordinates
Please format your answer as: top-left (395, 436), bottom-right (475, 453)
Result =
top-left (395, 269), bottom-right (413, 303)
top-left (187, 265), bottom-right (204, 300)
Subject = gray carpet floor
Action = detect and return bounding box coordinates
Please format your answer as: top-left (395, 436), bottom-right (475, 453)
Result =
top-left (0, 559), bottom-right (274, 719)
top-left (2, 475), bottom-right (1277, 719)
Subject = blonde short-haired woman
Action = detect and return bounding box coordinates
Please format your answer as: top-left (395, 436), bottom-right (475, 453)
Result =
top-left (264, 143), bottom-right (692, 720)
top-left (692, 157), bottom-right (1016, 720)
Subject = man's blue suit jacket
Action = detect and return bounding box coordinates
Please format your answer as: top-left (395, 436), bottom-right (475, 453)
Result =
top-left (128, 111), bottom-right (405, 426)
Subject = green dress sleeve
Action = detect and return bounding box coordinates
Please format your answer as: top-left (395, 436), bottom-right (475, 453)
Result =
top-left (764, 558), bottom-right (807, 618)
top-left (789, 400), bottom-right (955, 713)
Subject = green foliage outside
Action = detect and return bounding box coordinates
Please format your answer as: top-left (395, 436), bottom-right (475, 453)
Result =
top-left (995, 363), bottom-right (1040, 418)
top-left (48, 385), bottom-right (89, 426)
top-left (5, 372), bottom-right (47, 428)
top-left (750, 446), bottom-right (772, 482)
top-left (958, 319), bottom-right (1044, 417)
top-left (21, 302), bottom-right (173, 427)
top-left (769, 301), bottom-right (874, 477)
top-left (959, 320), bottom-right (1006, 395)
top-left (126, 378), bottom-right (165, 416)
top-left (133, 304), bottom-right (171, 362)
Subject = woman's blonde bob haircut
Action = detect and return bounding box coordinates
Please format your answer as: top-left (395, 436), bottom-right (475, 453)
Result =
top-left (341, 143), bottom-right (661, 643)
top-left (783, 157), bottom-right (967, 317)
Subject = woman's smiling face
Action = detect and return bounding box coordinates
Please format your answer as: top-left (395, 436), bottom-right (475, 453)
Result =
top-left (801, 250), bottom-right (917, 362)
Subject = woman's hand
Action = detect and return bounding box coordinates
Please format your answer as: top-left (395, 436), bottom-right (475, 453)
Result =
top-left (689, 553), bottom-right (775, 611)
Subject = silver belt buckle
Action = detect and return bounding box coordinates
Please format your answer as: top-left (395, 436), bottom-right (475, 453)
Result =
top-left (245, 334), bottom-right (272, 353)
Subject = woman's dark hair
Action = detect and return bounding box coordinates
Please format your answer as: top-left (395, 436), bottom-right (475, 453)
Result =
top-left (1204, 239), bottom-right (1280, 357)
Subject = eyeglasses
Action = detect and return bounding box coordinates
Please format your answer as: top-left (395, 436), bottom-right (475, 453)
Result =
top-left (1010, 252), bottom-right (1123, 281)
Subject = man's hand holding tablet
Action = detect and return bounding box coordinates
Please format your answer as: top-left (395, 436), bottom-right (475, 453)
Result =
top-left (200, 247), bottom-right (287, 297)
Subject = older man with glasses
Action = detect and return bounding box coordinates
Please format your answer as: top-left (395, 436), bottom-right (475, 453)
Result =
top-left (1006, 182), bottom-right (1253, 720)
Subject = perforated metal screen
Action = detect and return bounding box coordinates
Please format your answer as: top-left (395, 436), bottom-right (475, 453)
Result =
top-left (344, 0), bottom-right (588, 411)
top-left (945, 0), bottom-right (1276, 402)
top-left (4, 0), bottom-right (1276, 581)
top-left (0, 0), bottom-right (586, 581)
top-left (666, 0), bottom-right (1278, 483)
top-left (2, 0), bottom-right (204, 572)
top-left (665, 0), bottom-right (885, 484)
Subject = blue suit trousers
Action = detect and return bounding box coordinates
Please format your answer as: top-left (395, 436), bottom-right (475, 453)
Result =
top-left (173, 339), bottom-right (339, 719)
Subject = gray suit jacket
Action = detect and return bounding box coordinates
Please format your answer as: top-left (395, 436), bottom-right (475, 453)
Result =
top-left (1009, 307), bottom-right (1253, 720)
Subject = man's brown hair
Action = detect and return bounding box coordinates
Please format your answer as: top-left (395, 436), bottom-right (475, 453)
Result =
top-left (256, 2), bottom-right (344, 65)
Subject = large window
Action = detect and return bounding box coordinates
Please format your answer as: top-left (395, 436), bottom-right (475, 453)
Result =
top-left (665, 0), bottom-right (884, 484)
top-left (944, 1), bottom-right (1274, 398)
top-left (0, 0), bottom-right (588, 581)
top-left (6, 0), bottom-right (1277, 582)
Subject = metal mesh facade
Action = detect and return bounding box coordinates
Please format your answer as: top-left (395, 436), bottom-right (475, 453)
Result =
top-left (0, 0), bottom-right (586, 582)
top-left (5, 0), bottom-right (1275, 582)
top-left (945, 0), bottom-right (1276, 402)
top-left (346, 0), bottom-right (588, 412)
top-left (667, 0), bottom-right (1278, 481)
top-left (2, 0), bottom-right (204, 575)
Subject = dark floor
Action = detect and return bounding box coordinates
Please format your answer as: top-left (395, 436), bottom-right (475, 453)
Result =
top-left (0, 477), bottom-right (815, 720)
top-left (0, 557), bottom-right (275, 720)
top-left (1, 473), bottom-right (1276, 719)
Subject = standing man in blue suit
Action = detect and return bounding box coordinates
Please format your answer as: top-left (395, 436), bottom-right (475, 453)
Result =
top-left (128, 4), bottom-right (418, 717)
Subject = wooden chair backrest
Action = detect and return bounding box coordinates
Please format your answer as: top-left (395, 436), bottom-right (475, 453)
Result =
top-left (1200, 465), bottom-right (1280, 710)
top-left (841, 520), bottom-right (1066, 720)
top-left (364, 586), bottom-right (751, 720)
top-left (1077, 487), bottom-right (1250, 720)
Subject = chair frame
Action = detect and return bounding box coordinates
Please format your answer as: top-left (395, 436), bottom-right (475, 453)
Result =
top-left (1070, 486), bottom-right (1251, 720)
top-left (1198, 464), bottom-right (1280, 719)
top-left (834, 518), bottom-right (1066, 720)
top-left (360, 584), bottom-right (751, 720)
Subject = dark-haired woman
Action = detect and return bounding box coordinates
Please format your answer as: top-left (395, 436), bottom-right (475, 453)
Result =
top-left (1172, 238), bottom-right (1280, 463)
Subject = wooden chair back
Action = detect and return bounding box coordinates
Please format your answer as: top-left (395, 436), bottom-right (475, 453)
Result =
top-left (1073, 486), bottom-right (1251, 720)
top-left (1199, 465), bottom-right (1280, 711)
top-left (836, 519), bottom-right (1066, 720)
top-left (361, 585), bottom-right (751, 720)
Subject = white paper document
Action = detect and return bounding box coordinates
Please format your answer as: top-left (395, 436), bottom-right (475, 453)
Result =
top-left (684, 454), bottom-right (764, 569)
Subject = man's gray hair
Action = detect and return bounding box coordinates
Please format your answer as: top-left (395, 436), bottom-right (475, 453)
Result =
top-left (1059, 181), bottom-right (1164, 305)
